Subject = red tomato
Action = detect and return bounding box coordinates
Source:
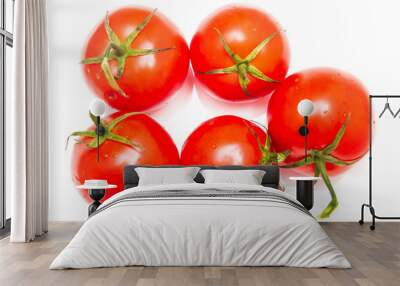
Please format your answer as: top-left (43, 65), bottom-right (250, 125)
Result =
top-left (267, 68), bottom-right (369, 218)
top-left (82, 7), bottom-right (189, 111)
top-left (190, 5), bottom-right (290, 101)
top-left (71, 113), bottom-right (179, 202)
top-left (267, 67), bottom-right (369, 173)
top-left (180, 115), bottom-right (266, 165)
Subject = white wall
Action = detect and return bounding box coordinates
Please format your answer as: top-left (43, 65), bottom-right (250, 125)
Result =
top-left (47, 0), bottom-right (400, 221)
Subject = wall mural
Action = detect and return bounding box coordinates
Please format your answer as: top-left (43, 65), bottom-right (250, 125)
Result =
top-left (67, 5), bottom-right (369, 218)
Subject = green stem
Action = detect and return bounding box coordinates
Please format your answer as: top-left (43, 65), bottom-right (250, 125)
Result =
top-left (65, 130), bottom-right (96, 150)
top-left (81, 9), bottom-right (173, 97)
top-left (273, 117), bottom-right (353, 219)
top-left (245, 121), bottom-right (289, 165)
top-left (315, 158), bottom-right (338, 219)
top-left (198, 29), bottom-right (280, 96)
top-left (68, 112), bottom-right (143, 151)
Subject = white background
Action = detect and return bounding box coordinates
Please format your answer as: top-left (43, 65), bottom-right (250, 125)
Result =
top-left (47, 0), bottom-right (400, 221)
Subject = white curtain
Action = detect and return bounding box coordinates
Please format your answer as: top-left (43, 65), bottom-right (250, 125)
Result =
top-left (9, 0), bottom-right (49, 242)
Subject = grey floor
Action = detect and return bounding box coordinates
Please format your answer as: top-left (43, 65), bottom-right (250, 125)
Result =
top-left (0, 222), bottom-right (399, 286)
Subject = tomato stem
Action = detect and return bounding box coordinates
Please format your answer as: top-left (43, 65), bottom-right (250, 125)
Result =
top-left (273, 114), bottom-right (358, 218)
top-left (67, 112), bottom-right (143, 150)
top-left (197, 28), bottom-right (280, 96)
top-left (81, 9), bottom-right (174, 97)
top-left (315, 158), bottom-right (338, 219)
top-left (246, 120), bottom-right (289, 165)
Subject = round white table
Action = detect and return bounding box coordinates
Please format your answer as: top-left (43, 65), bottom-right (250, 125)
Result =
top-left (77, 184), bottom-right (117, 216)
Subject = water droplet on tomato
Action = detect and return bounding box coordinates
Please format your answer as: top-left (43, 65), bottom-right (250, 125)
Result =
top-left (105, 90), bottom-right (119, 101)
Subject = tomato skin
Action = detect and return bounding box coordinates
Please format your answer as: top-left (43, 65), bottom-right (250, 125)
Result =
top-left (267, 67), bottom-right (369, 174)
top-left (71, 113), bottom-right (179, 202)
top-left (180, 115), bottom-right (266, 165)
top-left (83, 7), bottom-right (190, 111)
top-left (190, 5), bottom-right (290, 101)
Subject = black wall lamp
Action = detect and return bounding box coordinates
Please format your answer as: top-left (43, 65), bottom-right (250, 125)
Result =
top-left (297, 99), bottom-right (314, 162)
top-left (89, 99), bottom-right (106, 162)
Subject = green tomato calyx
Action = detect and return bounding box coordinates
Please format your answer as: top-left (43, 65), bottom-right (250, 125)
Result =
top-left (81, 9), bottom-right (174, 97)
top-left (280, 114), bottom-right (359, 218)
top-left (197, 28), bottom-right (281, 96)
top-left (66, 112), bottom-right (142, 150)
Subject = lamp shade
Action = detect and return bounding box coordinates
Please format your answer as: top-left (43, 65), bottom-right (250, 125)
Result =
top-left (89, 99), bottom-right (106, 117)
top-left (297, 99), bottom-right (314, 117)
